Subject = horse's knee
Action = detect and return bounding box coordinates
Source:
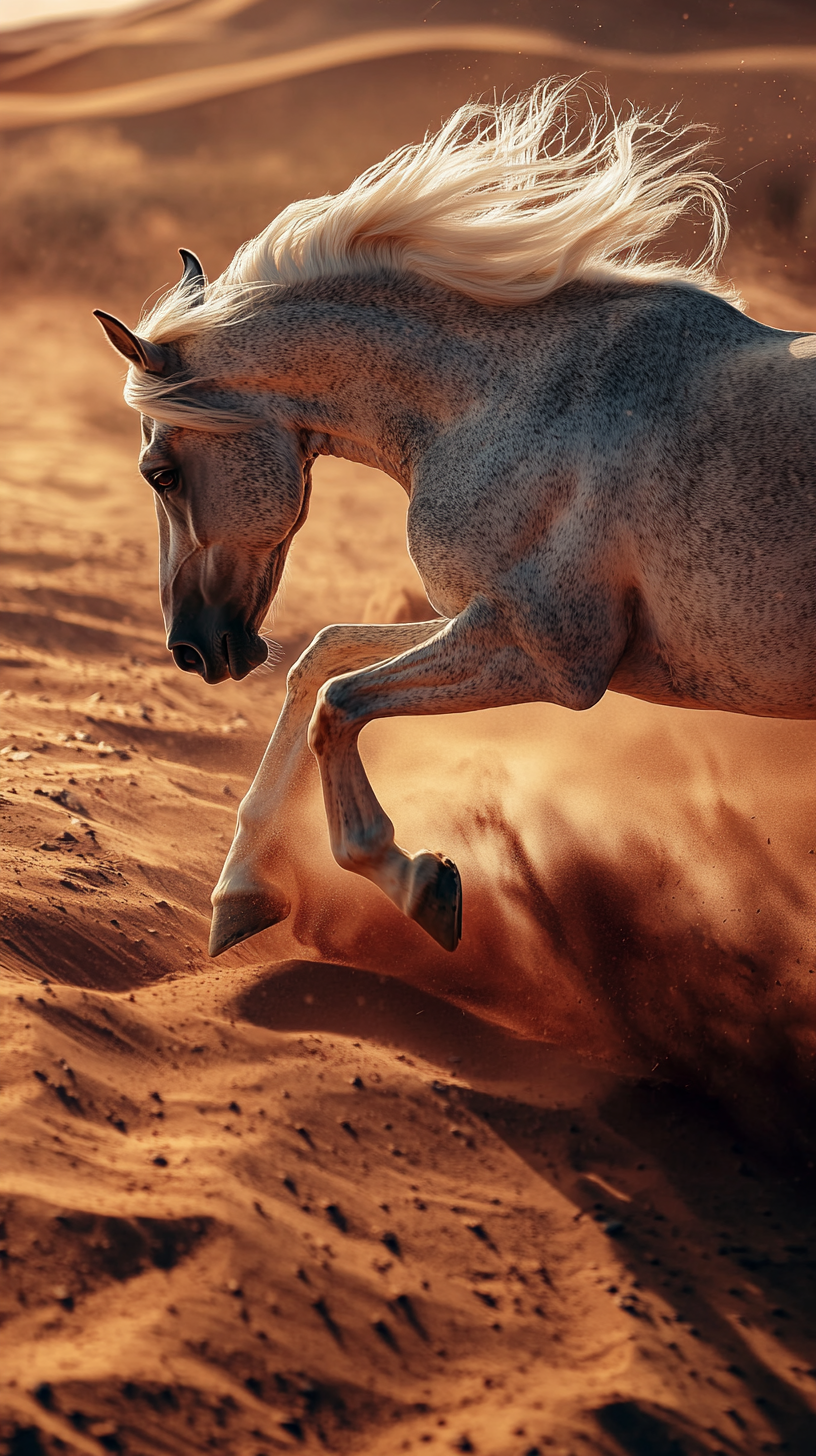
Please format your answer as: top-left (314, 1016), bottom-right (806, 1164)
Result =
top-left (286, 624), bottom-right (349, 696)
top-left (307, 678), bottom-right (354, 757)
top-left (307, 696), bottom-right (329, 757)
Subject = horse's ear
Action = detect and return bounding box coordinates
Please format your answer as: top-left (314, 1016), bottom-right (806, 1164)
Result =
top-left (179, 247), bottom-right (205, 305)
top-left (93, 309), bottom-right (169, 374)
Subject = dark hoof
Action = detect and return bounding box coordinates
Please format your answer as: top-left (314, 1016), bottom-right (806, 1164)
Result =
top-left (407, 852), bottom-right (462, 952)
top-left (208, 887), bottom-right (290, 957)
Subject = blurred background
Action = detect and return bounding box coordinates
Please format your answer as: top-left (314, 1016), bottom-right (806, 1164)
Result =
top-left (1, 0), bottom-right (815, 311)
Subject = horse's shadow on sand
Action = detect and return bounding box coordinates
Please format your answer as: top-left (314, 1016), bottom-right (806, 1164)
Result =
top-left (237, 959), bottom-right (816, 1455)
top-left (235, 956), bottom-right (568, 1085)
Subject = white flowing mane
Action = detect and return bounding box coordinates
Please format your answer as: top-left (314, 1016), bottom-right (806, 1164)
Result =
top-left (127, 80), bottom-right (735, 421)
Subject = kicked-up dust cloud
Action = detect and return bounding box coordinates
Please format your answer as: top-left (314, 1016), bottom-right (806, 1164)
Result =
top-left (229, 692), bottom-right (816, 1152)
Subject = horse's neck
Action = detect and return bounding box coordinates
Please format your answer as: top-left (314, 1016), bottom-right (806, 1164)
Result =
top-left (308, 429), bottom-right (408, 482)
top-left (255, 278), bottom-right (486, 489)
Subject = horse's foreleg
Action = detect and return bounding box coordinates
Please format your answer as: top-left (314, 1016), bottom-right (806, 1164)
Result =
top-left (209, 619), bottom-right (443, 956)
top-left (307, 599), bottom-right (548, 952)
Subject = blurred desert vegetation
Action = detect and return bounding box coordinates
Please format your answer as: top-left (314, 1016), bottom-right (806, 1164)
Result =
top-left (0, 120), bottom-right (305, 292)
top-left (1, 0), bottom-right (816, 314)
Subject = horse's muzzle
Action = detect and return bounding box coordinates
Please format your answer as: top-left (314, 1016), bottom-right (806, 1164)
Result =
top-left (168, 619), bottom-right (269, 684)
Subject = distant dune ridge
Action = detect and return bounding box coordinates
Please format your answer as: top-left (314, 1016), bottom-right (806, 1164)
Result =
top-left (3, 21), bottom-right (816, 127)
top-left (2, 0), bottom-right (815, 299)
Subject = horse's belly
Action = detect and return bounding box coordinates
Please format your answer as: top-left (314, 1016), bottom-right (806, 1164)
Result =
top-left (610, 636), bottom-right (816, 719)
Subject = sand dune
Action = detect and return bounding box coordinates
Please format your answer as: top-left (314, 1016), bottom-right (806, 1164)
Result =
top-left (3, 24), bottom-right (816, 129)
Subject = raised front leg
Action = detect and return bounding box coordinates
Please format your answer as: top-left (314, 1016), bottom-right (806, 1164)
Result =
top-left (209, 619), bottom-right (443, 956)
top-left (307, 598), bottom-right (564, 952)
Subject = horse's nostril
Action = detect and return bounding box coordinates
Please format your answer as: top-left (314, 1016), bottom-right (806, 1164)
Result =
top-left (172, 643), bottom-right (206, 675)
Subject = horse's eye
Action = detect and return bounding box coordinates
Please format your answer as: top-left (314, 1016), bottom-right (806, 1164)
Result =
top-left (151, 469), bottom-right (179, 493)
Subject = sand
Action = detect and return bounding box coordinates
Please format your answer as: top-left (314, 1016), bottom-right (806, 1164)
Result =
top-left (3, 5), bottom-right (816, 1450)
top-left (0, 263), bottom-right (815, 1456)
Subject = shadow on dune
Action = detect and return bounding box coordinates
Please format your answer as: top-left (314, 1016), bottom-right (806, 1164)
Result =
top-left (237, 957), bottom-right (816, 1452)
top-left (0, 610), bottom-right (133, 659)
top-left (459, 1066), bottom-right (816, 1452)
top-left (234, 956), bottom-right (579, 1089)
top-left (0, 904), bottom-right (177, 990)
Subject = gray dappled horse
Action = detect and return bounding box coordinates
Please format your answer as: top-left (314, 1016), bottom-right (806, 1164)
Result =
top-left (95, 83), bottom-right (816, 958)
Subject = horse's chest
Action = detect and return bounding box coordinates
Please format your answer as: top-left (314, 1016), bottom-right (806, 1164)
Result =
top-left (406, 470), bottom-right (517, 613)
top-left (406, 497), bottom-right (476, 615)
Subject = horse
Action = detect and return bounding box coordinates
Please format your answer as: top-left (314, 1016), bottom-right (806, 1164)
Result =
top-left (94, 81), bottom-right (816, 960)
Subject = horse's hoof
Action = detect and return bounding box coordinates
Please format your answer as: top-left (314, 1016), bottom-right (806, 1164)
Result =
top-left (208, 886), bottom-right (291, 957)
top-left (406, 851), bottom-right (462, 952)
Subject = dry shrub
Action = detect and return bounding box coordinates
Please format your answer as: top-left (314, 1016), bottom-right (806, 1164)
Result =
top-left (0, 124), bottom-right (301, 291)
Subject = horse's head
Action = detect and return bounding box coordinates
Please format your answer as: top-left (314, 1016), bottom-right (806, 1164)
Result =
top-left (95, 252), bottom-right (311, 684)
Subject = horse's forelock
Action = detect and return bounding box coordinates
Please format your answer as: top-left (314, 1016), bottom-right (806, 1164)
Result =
top-left (124, 362), bottom-right (260, 431)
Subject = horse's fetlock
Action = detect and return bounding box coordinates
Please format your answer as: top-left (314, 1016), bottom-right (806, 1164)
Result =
top-left (335, 835), bottom-right (389, 874)
top-left (333, 811), bottom-right (395, 871)
top-left (333, 834), bottom-right (373, 872)
top-left (334, 842), bottom-right (362, 873)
